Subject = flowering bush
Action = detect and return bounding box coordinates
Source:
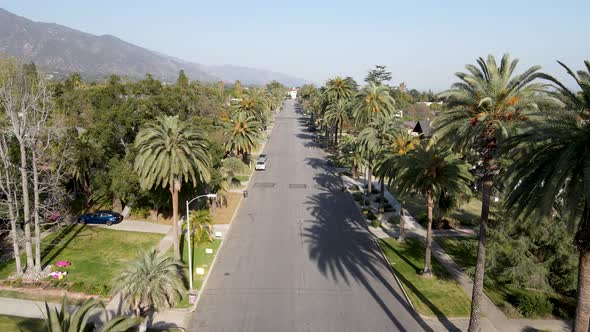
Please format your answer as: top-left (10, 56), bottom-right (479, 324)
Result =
top-left (55, 260), bottom-right (71, 267)
top-left (49, 271), bottom-right (68, 279)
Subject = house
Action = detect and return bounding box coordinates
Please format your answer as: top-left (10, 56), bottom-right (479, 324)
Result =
top-left (288, 88), bottom-right (298, 99)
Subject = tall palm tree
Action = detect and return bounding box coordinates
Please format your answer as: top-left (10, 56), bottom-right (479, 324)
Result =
top-left (223, 111), bottom-right (262, 159)
top-left (395, 141), bottom-right (473, 275)
top-left (432, 54), bottom-right (557, 331)
top-left (112, 249), bottom-right (185, 330)
top-left (324, 76), bottom-right (355, 102)
top-left (381, 131), bottom-right (421, 242)
top-left (357, 114), bottom-right (401, 206)
top-left (353, 83), bottom-right (396, 126)
top-left (502, 60), bottom-right (590, 332)
top-left (43, 298), bottom-right (141, 332)
top-left (134, 116), bottom-right (212, 259)
top-left (323, 99), bottom-right (350, 146)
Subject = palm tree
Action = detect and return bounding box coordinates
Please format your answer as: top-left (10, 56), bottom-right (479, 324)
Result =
top-left (357, 114), bottom-right (401, 207)
top-left (134, 116), bottom-right (212, 260)
top-left (502, 60), bottom-right (590, 332)
top-left (432, 54), bottom-right (558, 331)
top-left (353, 83), bottom-right (396, 126)
top-left (323, 99), bottom-right (350, 146)
top-left (380, 131), bottom-right (421, 242)
top-left (188, 209), bottom-right (214, 245)
top-left (395, 141), bottom-right (473, 275)
top-left (223, 111), bottom-right (262, 160)
top-left (324, 76), bottom-right (355, 102)
top-left (112, 249), bottom-right (185, 330)
top-left (43, 298), bottom-right (141, 332)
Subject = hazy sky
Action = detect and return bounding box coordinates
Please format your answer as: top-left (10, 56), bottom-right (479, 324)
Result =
top-left (2, 0), bottom-right (589, 91)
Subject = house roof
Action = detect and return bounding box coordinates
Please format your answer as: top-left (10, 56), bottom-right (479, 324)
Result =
top-left (414, 120), bottom-right (432, 137)
top-left (403, 121), bottom-right (416, 129)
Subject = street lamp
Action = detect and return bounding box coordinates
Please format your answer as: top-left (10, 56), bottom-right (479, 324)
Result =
top-left (186, 193), bottom-right (217, 293)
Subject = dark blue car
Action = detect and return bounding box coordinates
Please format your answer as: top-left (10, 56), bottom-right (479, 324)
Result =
top-left (78, 210), bottom-right (123, 226)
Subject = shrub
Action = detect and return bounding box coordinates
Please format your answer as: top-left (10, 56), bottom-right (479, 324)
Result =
top-left (389, 214), bottom-right (401, 225)
top-left (371, 188), bottom-right (379, 194)
top-left (132, 206), bottom-right (150, 219)
top-left (514, 292), bottom-right (553, 318)
top-left (363, 200), bottom-right (370, 206)
top-left (370, 220), bottom-right (381, 228)
top-left (352, 192), bottom-right (363, 202)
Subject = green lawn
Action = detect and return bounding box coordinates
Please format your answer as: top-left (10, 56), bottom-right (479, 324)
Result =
top-left (175, 235), bottom-right (222, 308)
top-left (0, 225), bottom-right (163, 296)
top-left (393, 190), bottom-right (481, 227)
top-left (435, 237), bottom-right (576, 319)
top-left (234, 175), bottom-right (250, 183)
top-left (378, 238), bottom-right (471, 317)
top-left (0, 314), bottom-right (45, 332)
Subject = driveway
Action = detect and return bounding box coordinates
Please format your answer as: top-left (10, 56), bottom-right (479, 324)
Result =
top-left (89, 219), bottom-right (170, 234)
top-left (190, 100), bottom-right (431, 331)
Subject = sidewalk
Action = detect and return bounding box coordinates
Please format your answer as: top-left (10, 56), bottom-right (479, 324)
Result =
top-left (344, 175), bottom-right (572, 332)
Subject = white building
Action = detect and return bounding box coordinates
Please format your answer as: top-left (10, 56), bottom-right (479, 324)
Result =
top-left (288, 88), bottom-right (298, 99)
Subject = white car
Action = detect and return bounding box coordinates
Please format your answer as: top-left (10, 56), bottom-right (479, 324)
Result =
top-left (255, 160), bottom-right (267, 170)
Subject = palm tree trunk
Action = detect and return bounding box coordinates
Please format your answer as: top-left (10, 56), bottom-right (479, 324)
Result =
top-left (573, 203), bottom-right (590, 332)
top-left (171, 179), bottom-right (181, 260)
top-left (367, 164), bottom-right (373, 195)
top-left (379, 178), bottom-right (385, 212)
top-left (398, 208), bottom-right (406, 243)
top-left (424, 189), bottom-right (434, 276)
top-left (18, 140), bottom-right (34, 271)
top-left (468, 168), bottom-right (493, 332)
top-left (334, 125), bottom-right (338, 146)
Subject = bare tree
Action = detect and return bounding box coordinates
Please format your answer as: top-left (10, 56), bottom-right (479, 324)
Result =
top-left (0, 59), bottom-right (36, 270)
top-left (0, 132), bottom-right (23, 275)
top-left (0, 57), bottom-right (71, 276)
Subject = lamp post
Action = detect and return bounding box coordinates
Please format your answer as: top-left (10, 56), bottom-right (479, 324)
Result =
top-left (186, 193), bottom-right (217, 293)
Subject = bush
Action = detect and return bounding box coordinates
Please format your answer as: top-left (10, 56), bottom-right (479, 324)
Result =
top-left (389, 214), bottom-right (401, 225)
top-left (513, 292), bottom-right (553, 318)
top-left (363, 200), bottom-right (370, 206)
top-left (366, 211), bottom-right (377, 221)
top-left (370, 220), bottom-right (381, 228)
top-left (371, 188), bottom-right (379, 194)
top-left (352, 192), bottom-right (363, 202)
top-left (132, 206), bottom-right (150, 219)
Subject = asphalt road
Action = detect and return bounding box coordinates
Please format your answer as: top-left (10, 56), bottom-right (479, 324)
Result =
top-left (191, 100), bottom-right (429, 332)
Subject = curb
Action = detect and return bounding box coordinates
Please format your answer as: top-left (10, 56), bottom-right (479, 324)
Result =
top-left (339, 173), bottom-right (419, 315)
top-left (373, 238), bottom-right (417, 312)
top-left (188, 193), bottom-right (243, 313)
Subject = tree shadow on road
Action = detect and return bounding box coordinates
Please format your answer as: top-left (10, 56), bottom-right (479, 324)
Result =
top-left (301, 169), bottom-right (456, 331)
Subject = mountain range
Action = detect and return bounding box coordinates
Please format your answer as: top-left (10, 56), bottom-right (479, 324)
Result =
top-left (0, 8), bottom-right (306, 86)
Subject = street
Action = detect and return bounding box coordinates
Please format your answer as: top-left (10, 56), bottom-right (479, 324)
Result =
top-left (191, 99), bottom-right (428, 331)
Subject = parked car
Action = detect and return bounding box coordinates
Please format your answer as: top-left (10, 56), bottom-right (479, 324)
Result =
top-left (258, 153), bottom-right (268, 163)
top-left (255, 159), bottom-right (267, 170)
top-left (78, 210), bottom-right (123, 226)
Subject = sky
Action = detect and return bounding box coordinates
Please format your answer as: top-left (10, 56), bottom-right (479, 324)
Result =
top-left (1, 0), bottom-right (589, 91)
